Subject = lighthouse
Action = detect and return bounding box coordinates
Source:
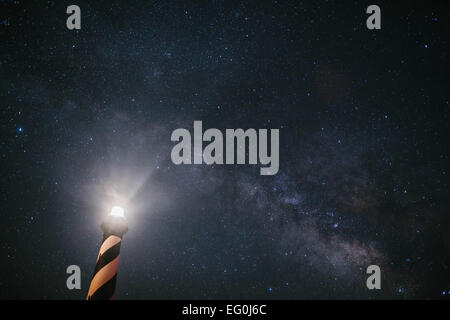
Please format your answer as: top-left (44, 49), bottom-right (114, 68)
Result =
top-left (87, 206), bottom-right (128, 300)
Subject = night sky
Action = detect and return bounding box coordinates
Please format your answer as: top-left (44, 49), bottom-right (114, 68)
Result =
top-left (1, 0), bottom-right (449, 299)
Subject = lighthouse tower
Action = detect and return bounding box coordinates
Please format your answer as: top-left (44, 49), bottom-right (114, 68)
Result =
top-left (87, 206), bottom-right (128, 300)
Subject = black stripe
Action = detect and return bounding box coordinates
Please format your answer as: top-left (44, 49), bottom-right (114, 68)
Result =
top-left (87, 274), bottom-right (117, 300)
top-left (92, 241), bottom-right (121, 278)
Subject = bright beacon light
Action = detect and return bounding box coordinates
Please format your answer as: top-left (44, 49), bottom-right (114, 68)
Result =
top-left (110, 206), bottom-right (125, 218)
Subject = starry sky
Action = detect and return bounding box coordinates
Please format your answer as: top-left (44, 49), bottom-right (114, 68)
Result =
top-left (1, 0), bottom-right (449, 299)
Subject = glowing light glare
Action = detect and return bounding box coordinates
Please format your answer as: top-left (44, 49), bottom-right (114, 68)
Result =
top-left (110, 206), bottom-right (125, 218)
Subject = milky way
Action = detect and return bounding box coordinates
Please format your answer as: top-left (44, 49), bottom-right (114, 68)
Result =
top-left (1, 1), bottom-right (449, 299)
